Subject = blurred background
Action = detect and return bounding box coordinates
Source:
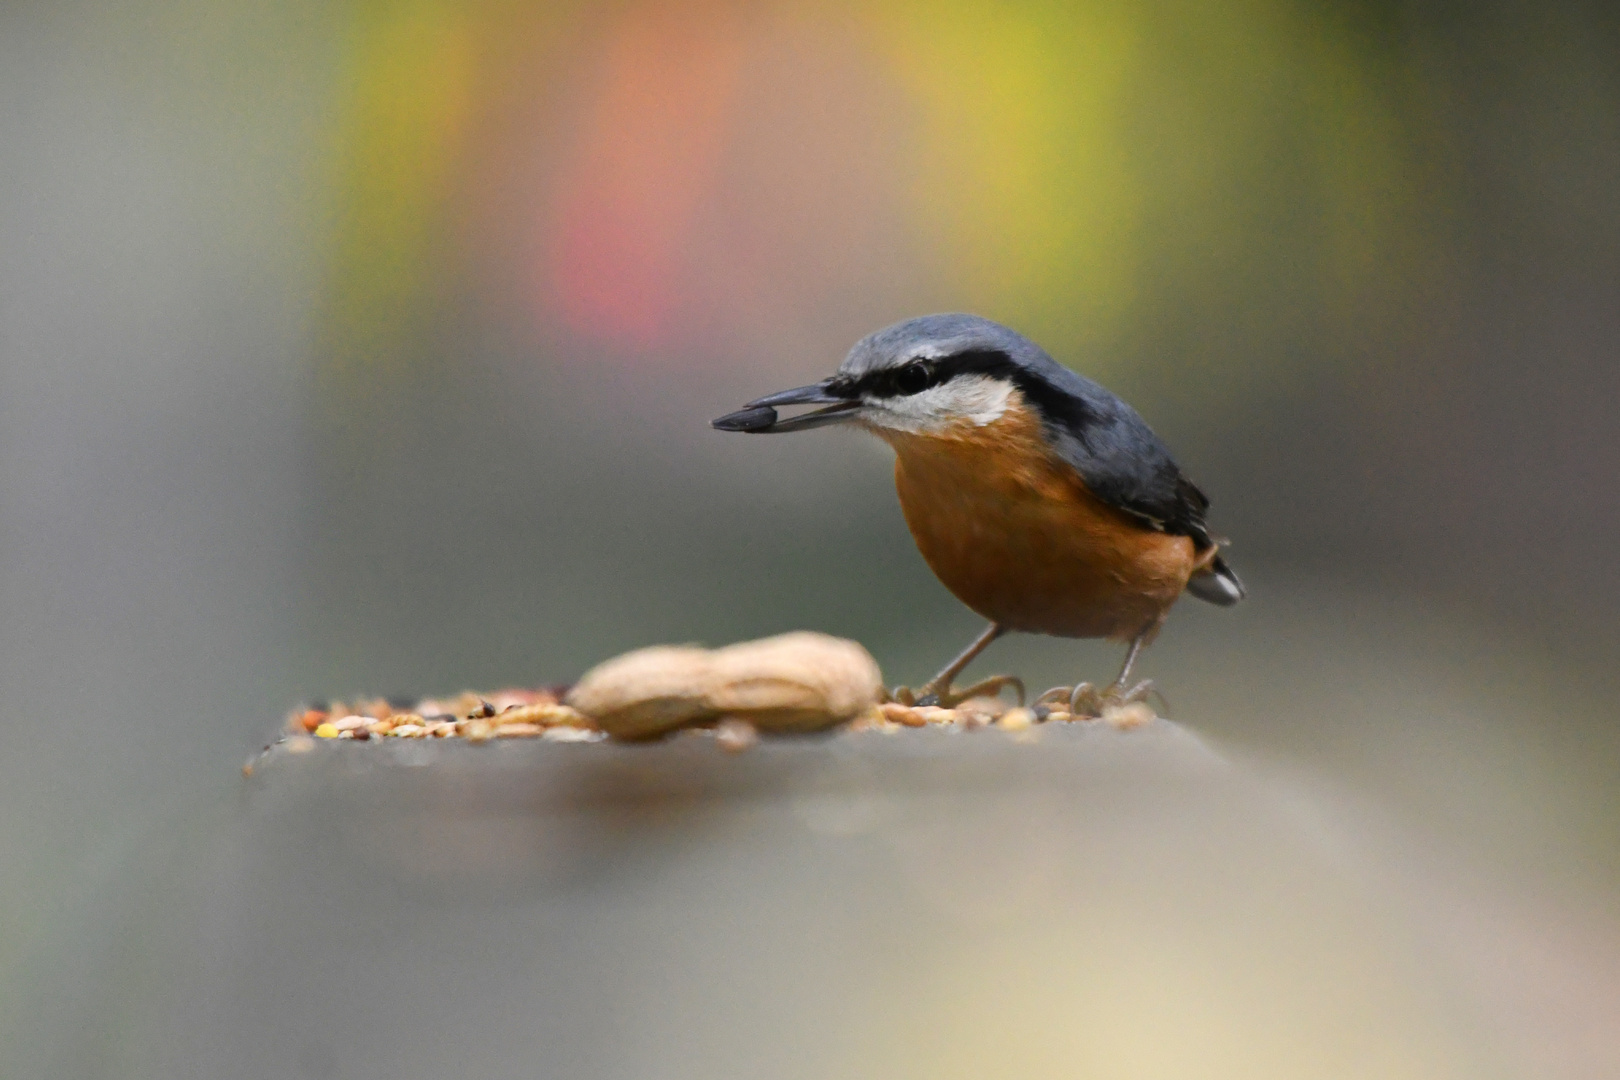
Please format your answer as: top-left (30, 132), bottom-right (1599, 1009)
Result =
top-left (2, 0), bottom-right (1618, 1074)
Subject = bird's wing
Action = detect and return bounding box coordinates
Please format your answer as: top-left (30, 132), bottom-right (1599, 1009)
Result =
top-left (1070, 438), bottom-right (1216, 548)
top-left (1015, 364), bottom-right (1216, 548)
top-left (1055, 408), bottom-right (1247, 603)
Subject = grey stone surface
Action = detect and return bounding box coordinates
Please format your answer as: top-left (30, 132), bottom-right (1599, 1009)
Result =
top-left (38, 721), bottom-right (1516, 1079)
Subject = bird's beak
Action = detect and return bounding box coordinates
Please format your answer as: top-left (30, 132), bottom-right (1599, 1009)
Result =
top-left (711, 380), bottom-right (861, 433)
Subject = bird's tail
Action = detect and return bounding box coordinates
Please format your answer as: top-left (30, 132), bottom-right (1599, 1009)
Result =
top-left (1186, 554), bottom-right (1245, 606)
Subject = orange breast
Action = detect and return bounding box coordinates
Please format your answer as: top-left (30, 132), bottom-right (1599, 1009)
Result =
top-left (877, 401), bottom-right (1199, 641)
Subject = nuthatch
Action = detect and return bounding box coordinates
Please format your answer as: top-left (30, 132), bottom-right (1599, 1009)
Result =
top-left (712, 313), bottom-right (1244, 714)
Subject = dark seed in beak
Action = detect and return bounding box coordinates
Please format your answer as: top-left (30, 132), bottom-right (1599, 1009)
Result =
top-left (711, 405), bottom-right (780, 432)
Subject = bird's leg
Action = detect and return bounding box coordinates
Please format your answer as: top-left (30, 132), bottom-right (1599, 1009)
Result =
top-left (1103, 631), bottom-right (1167, 713)
top-left (891, 622), bottom-right (1021, 707)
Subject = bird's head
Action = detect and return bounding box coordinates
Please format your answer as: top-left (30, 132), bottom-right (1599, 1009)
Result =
top-left (713, 314), bottom-right (1047, 437)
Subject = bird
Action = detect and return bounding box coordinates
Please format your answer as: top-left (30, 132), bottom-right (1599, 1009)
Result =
top-left (711, 313), bottom-right (1244, 714)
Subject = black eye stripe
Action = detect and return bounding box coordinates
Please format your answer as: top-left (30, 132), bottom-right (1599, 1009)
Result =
top-left (843, 350), bottom-right (1007, 399)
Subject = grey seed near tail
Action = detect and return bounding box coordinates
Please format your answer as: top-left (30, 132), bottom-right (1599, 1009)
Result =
top-left (1186, 556), bottom-right (1245, 606)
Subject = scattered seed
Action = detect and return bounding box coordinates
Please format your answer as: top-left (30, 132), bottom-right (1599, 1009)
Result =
top-left (999, 708), bottom-right (1035, 732)
top-left (497, 702), bottom-right (591, 728)
top-left (415, 692), bottom-right (485, 720)
top-left (270, 637), bottom-right (1165, 753)
top-left (1100, 702), bottom-right (1155, 730)
top-left (542, 726), bottom-right (601, 743)
top-left (714, 717), bottom-right (758, 753)
top-left (488, 688), bottom-right (558, 712)
top-left (957, 696), bottom-right (1010, 722)
top-left (879, 702), bottom-right (926, 727)
top-left (845, 707), bottom-right (890, 733)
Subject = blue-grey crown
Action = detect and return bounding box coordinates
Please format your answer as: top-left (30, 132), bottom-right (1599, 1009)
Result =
top-left (839, 313), bottom-right (1055, 379)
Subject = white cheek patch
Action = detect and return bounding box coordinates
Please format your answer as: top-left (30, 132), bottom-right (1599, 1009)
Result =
top-left (861, 375), bottom-right (1014, 434)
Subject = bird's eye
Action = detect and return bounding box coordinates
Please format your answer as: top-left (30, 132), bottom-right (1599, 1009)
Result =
top-left (895, 362), bottom-right (932, 396)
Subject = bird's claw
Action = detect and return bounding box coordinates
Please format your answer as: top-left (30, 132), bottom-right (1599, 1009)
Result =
top-left (889, 674), bottom-right (1025, 709)
top-left (1033, 679), bottom-right (1168, 719)
top-left (1115, 679), bottom-right (1168, 714)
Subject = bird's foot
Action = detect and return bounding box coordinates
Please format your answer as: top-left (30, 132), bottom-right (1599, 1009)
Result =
top-left (1111, 679), bottom-right (1168, 715)
top-left (890, 674), bottom-right (1026, 709)
top-left (1033, 680), bottom-right (1167, 719)
top-left (1033, 682), bottom-right (1102, 717)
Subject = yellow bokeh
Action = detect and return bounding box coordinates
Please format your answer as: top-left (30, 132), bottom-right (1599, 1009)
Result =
top-left (320, 0), bottom-right (476, 384)
top-left (865, 1), bottom-right (1143, 340)
top-left (863, 0), bottom-right (1430, 374)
